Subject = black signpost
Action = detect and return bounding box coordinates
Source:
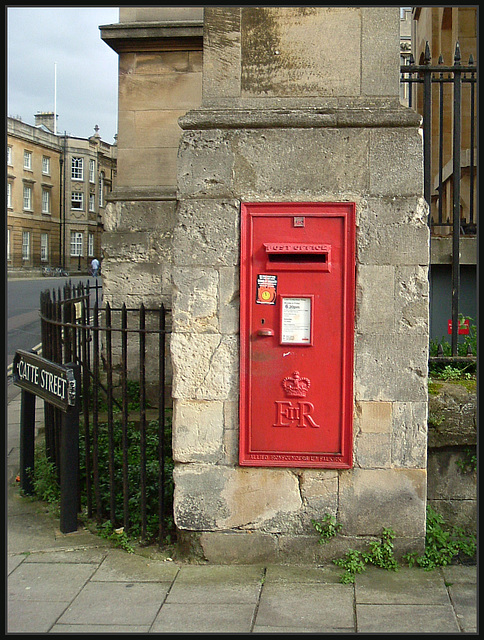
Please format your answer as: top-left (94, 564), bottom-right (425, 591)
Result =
top-left (13, 350), bottom-right (81, 534)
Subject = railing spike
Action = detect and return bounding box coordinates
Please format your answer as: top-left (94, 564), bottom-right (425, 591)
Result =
top-left (454, 41), bottom-right (461, 64)
top-left (468, 53), bottom-right (474, 65)
top-left (424, 41), bottom-right (431, 64)
top-left (438, 54), bottom-right (444, 65)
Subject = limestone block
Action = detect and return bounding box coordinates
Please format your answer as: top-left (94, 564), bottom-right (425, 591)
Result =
top-left (173, 464), bottom-right (230, 530)
top-left (357, 213), bottom-right (429, 266)
top-left (219, 266), bottom-right (240, 334)
top-left (338, 468), bottom-right (427, 537)
top-left (222, 426), bottom-right (239, 465)
top-left (173, 200), bottom-right (240, 267)
top-left (356, 265), bottom-right (395, 333)
top-left (428, 382), bottom-right (477, 447)
top-left (102, 231), bottom-right (155, 263)
top-left (119, 71), bottom-right (202, 112)
top-left (395, 266), bottom-right (429, 333)
top-left (240, 7), bottom-right (361, 98)
top-left (391, 402), bottom-right (428, 468)
top-left (172, 400), bottom-right (225, 463)
top-left (135, 51), bottom-right (200, 75)
top-left (355, 401), bottom-right (392, 433)
top-left (103, 199), bottom-right (176, 233)
top-left (354, 433), bottom-right (392, 469)
top-left (232, 128), bottom-right (369, 198)
top-left (120, 109), bottom-right (191, 149)
top-left (203, 7), bottom-right (242, 102)
top-left (173, 464), bottom-right (302, 532)
top-left (298, 470), bottom-right (338, 518)
top-left (199, 531), bottom-right (279, 565)
top-left (177, 131), bottom-right (235, 198)
top-left (354, 333), bottom-right (428, 401)
top-left (361, 7), bottom-right (400, 97)
top-left (369, 128), bottom-right (424, 196)
top-left (427, 449), bottom-right (477, 501)
top-left (101, 261), bottom-right (169, 307)
top-left (170, 333), bottom-right (239, 400)
top-left (358, 196), bottom-right (428, 229)
top-left (117, 147), bottom-right (178, 188)
top-left (172, 267), bottom-right (219, 333)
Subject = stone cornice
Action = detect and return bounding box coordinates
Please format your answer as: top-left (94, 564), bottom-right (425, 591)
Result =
top-left (100, 21), bottom-right (203, 53)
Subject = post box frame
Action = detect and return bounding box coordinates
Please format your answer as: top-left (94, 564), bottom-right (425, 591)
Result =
top-left (239, 202), bottom-right (356, 469)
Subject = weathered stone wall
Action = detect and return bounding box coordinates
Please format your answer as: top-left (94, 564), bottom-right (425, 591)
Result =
top-left (427, 381), bottom-right (477, 532)
top-left (171, 7), bottom-right (429, 563)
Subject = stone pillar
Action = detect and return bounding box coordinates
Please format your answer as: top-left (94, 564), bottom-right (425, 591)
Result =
top-left (173, 7), bottom-right (429, 563)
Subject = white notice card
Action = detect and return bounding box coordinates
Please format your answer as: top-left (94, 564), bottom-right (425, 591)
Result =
top-left (281, 297), bottom-right (311, 344)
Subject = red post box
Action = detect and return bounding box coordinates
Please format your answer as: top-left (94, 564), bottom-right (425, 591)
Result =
top-left (239, 202), bottom-right (356, 468)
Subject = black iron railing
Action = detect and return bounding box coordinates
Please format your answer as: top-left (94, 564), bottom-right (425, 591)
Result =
top-left (401, 41), bottom-right (477, 356)
top-left (40, 281), bottom-right (172, 544)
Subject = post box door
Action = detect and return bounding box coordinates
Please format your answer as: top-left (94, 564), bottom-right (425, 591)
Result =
top-left (239, 202), bottom-right (355, 468)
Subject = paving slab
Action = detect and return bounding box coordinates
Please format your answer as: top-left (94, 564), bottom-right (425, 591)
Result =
top-left (356, 603), bottom-right (460, 633)
top-left (447, 582), bottom-right (478, 633)
top-left (151, 603), bottom-right (256, 633)
top-left (92, 548), bottom-right (180, 583)
top-left (8, 599), bottom-right (72, 634)
top-left (56, 581), bottom-right (169, 626)
top-left (355, 565), bottom-right (450, 604)
top-left (8, 561), bottom-right (97, 602)
top-left (256, 582), bottom-right (355, 631)
top-left (50, 623), bottom-right (152, 633)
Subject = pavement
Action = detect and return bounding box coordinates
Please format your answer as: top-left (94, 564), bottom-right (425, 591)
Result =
top-left (6, 382), bottom-right (478, 634)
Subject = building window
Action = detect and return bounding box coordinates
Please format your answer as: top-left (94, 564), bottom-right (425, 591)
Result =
top-left (71, 157), bottom-right (84, 180)
top-left (42, 156), bottom-right (51, 175)
top-left (7, 182), bottom-right (12, 209)
top-left (42, 188), bottom-right (51, 214)
top-left (7, 229), bottom-right (11, 261)
top-left (7, 146), bottom-right (12, 165)
top-left (89, 193), bottom-right (95, 212)
top-left (71, 192), bottom-right (84, 210)
top-left (41, 233), bottom-right (49, 262)
top-left (22, 231), bottom-right (30, 260)
top-left (89, 159), bottom-right (95, 183)
top-left (99, 172), bottom-right (104, 208)
top-left (70, 231), bottom-right (83, 257)
top-left (88, 233), bottom-right (94, 257)
top-left (23, 185), bottom-right (32, 210)
top-left (23, 150), bottom-right (32, 170)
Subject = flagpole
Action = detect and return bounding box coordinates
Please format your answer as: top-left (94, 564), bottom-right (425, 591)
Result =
top-left (54, 62), bottom-right (57, 135)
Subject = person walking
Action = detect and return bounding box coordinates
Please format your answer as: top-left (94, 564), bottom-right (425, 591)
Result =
top-left (91, 257), bottom-right (100, 277)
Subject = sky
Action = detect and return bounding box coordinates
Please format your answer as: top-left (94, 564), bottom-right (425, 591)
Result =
top-left (7, 6), bottom-right (120, 144)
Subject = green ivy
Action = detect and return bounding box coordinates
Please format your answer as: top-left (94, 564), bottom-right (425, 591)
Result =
top-left (31, 448), bottom-right (60, 506)
top-left (456, 448), bottom-right (477, 474)
top-left (403, 506), bottom-right (476, 570)
top-left (334, 549), bottom-right (367, 584)
top-left (312, 514), bottom-right (342, 543)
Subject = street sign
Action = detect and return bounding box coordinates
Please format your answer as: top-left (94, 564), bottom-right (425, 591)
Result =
top-left (13, 350), bottom-right (77, 412)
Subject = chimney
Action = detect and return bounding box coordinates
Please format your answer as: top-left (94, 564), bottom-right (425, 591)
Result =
top-left (34, 112), bottom-right (57, 132)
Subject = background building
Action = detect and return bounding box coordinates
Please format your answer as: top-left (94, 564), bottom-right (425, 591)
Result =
top-left (7, 113), bottom-right (117, 274)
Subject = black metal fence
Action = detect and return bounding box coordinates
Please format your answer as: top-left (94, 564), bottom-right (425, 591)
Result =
top-left (40, 281), bottom-right (172, 545)
top-left (400, 41), bottom-right (477, 356)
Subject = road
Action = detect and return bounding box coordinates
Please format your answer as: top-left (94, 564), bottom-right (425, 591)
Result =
top-left (6, 276), bottom-right (102, 370)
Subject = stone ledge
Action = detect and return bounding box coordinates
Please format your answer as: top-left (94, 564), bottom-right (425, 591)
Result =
top-left (178, 105), bottom-right (422, 130)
